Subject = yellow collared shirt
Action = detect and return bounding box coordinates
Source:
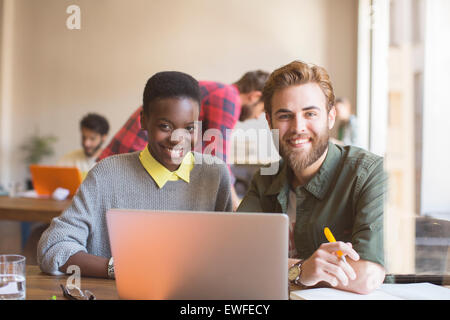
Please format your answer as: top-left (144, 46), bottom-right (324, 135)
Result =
top-left (139, 146), bottom-right (195, 189)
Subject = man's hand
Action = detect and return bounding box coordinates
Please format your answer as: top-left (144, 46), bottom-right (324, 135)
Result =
top-left (299, 242), bottom-right (359, 287)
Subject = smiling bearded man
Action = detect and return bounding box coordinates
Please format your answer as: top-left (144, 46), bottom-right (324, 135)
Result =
top-left (280, 119), bottom-right (330, 173)
top-left (238, 60), bottom-right (387, 295)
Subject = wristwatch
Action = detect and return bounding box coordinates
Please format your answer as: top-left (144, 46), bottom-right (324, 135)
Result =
top-left (107, 257), bottom-right (115, 279)
top-left (288, 260), bottom-right (303, 285)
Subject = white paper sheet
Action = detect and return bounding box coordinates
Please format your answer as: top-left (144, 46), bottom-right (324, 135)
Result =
top-left (290, 283), bottom-right (450, 300)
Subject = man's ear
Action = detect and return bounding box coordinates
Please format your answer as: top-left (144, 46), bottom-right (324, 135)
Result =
top-left (328, 105), bottom-right (336, 130)
top-left (265, 112), bottom-right (273, 129)
top-left (250, 91), bottom-right (263, 103)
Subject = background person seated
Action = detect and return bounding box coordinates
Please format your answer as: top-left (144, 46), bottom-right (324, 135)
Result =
top-left (330, 97), bottom-right (359, 146)
top-left (24, 113), bottom-right (110, 264)
top-left (57, 113), bottom-right (110, 178)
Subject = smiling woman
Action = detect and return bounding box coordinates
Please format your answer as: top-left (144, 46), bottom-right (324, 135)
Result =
top-left (140, 71), bottom-right (201, 171)
top-left (140, 97), bottom-right (199, 172)
top-left (37, 71), bottom-right (233, 278)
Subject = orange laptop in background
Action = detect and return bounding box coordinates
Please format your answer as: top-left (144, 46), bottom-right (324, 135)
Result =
top-left (29, 165), bottom-right (83, 197)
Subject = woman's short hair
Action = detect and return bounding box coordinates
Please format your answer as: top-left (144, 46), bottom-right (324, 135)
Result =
top-left (143, 71), bottom-right (201, 115)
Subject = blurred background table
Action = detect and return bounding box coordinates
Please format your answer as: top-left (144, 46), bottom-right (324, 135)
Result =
top-left (0, 196), bottom-right (70, 223)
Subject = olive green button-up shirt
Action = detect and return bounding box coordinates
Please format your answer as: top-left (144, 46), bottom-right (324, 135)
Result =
top-left (237, 142), bottom-right (386, 267)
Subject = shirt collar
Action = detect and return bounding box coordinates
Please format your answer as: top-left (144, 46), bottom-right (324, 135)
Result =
top-left (303, 142), bottom-right (341, 199)
top-left (264, 159), bottom-right (289, 196)
top-left (139, 146), bottom-right (194, 189)
top-left (264, 141), bottom-right (342, 200)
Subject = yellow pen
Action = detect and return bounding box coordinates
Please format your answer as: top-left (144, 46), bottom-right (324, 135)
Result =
top-left (324, 227), bottom-right (347, 263)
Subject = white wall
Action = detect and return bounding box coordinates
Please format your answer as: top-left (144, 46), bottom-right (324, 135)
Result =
top-left (422, 0), bottom-right (450, 218)
top-left (0, 0), bottom-right (358, 186)
top-left (0, 0), bottom-right (14, 187)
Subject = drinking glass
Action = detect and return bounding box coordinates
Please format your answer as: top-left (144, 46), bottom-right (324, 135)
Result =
top-left (0, 255), bottom-right (26, 300)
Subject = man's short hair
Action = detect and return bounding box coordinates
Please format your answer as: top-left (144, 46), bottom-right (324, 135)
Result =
top-left (80, 113), bottom-right (109, 136)
top-left (234, 70), bottom-right (270, 94)
top-left (142, 71), bottom-right (201, 115)
top-left (263, 60), bottom-right (335, 115)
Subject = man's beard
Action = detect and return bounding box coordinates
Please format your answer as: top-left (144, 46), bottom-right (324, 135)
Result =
top-left (280, 129), bottom-right (329, 173)
top-left (239, 100), bottom-right (260, 122)
top-left (239, 105), bottom-right (252, 121)
top-left (84, 141), bottom-right (103, 157)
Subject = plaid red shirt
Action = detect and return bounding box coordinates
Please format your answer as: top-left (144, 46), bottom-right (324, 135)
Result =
top-left (97, 81), bottom-right (241, 181)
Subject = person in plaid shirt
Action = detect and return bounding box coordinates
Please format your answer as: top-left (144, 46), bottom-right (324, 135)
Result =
top-left (97, 70), bottom-right (269, 209)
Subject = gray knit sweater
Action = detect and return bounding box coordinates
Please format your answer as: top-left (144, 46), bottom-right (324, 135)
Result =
top-left (37, 151), bottom-right (232, 274)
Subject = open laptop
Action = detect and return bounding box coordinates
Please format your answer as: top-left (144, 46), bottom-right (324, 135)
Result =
top-left (29, 165), bottom-right (83, 197)
top-left (106, 209), bottom-right (289, 300)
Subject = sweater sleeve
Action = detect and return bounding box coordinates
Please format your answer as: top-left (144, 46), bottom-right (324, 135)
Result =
top-left (37, 168), bottom-right (100, 275)
top-left (215, 162), bottom-right (233, 212)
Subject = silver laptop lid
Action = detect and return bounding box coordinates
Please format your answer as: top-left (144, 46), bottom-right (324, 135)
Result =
top-left (107, 209), bottom-right (289, 300)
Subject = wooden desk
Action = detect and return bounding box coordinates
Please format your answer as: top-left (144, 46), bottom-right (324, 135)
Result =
top-left (23, 265), bottom-right (450, 300)
top-left (26, 265), bottom-right (118, 300)
top-left (0, 196), bottom-right (70, 223)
